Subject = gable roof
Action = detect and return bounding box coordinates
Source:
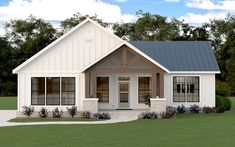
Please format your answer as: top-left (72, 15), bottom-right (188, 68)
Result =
top-left (129, 41), bottom-right (220, 73)
top-left (12, 18), bottom-right (123, 74)
top-left (80, 41), bottom-right (169, 72)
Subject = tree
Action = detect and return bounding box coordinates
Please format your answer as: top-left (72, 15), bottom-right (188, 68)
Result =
top-left (0, 37), bottom-right (17, 96)
top-left (5, 15), bottom-right (57, 65)
top-left (60, 13), bottom-right (109, 35)
top-left (113, 11), bottom-right (181, 40)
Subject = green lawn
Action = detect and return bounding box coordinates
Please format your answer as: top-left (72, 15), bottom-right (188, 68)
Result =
top-left (9, 117), bottom-right (101, 122)
top-left (0, 97), bottom-right (17, 110)
top-left (0, 97), bottom-right (234, 147)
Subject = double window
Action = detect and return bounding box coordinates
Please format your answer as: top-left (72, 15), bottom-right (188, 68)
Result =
top-left (96, 77), bottom-right (109, 103)
top-left (31, 77), bottom-right (75, 105)
top-left (138, 77), bottom-right (152, 103)
top-left (173, 76), bottom-right (199, 102)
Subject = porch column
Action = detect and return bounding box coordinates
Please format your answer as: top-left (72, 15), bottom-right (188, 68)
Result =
top-left (159, 73), bottom-right (164, 98)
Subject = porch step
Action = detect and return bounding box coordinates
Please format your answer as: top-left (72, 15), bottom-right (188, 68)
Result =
top-left (98, 110), bottom-right (148, 120)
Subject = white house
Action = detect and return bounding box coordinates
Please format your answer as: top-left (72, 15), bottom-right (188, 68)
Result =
top-left (13, 18), bottom-right (220, 115)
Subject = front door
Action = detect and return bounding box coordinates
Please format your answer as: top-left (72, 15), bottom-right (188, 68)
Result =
top-left (118, 82), bottom-right (129, 108)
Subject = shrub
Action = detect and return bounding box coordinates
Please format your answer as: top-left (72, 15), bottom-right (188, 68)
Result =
top-left (159, 111), bottom-right (175, 119)
top-left (93, 112), bottom-right (111, 119)
top-left (216, 95), bottom-right (224, 108)
top-left (177, 104), bottom-right (186, 113)
top-left (215, 107), bottom-right (225, 113)
top-left (223, 97), bottom-right (231, 111)
top-left (39, 107), bottom-right (48, 118)
top-left (22, 106), bottom-right (34, 117)
top-left (144, 94), bottom-right (151, 107)
top-left (67, 106), bottom-right (78, 118)
top-left (80, 111), bottom-right (91, 119)
top-left (202, 106), bottom-right (214, 113)
top-left (52, 108), bottom-right (63, 118)
top-left (139, 111), bottom-right (158, 119)
top-left (189, 104), bottom-right (201, 113)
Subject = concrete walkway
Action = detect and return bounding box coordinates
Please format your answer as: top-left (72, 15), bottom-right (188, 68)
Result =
top-left (0, 110), bottom-right (141, 127)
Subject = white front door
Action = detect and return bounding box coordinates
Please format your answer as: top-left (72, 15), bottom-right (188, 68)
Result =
top-left (118, 82), bottom-right (130, 108)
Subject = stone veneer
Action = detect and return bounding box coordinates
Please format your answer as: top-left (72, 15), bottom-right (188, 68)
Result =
top-left (83, 98), bottom-right (98, 113)
top-left (150, 98), bottom-right (166, 112)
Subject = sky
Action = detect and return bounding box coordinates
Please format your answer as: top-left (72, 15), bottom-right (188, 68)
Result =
top-left (0, 0), bottom-right (235, 35)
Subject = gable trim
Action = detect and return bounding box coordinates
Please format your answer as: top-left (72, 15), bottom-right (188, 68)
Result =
top-left (80, 41), bottom-right (170, 72)
top-left (12, 18), bottom-right (123, 74)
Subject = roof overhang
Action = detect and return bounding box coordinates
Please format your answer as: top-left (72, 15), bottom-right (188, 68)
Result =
top-left (80, 41), bottom-right (170, 73)
top-left (168, 71), bottom-right (221, 74)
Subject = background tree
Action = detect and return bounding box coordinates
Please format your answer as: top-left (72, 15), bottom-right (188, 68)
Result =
top-left (0, 37), bottom-right (16, 96)
top-left (60, 13), bottom-right (109, 35)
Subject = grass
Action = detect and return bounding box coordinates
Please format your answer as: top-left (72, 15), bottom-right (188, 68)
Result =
top-left (0, 96), bottom-right (17, 110)
top-left (9, 117), bottom-right (101, 122)
top-left (0, 97), bottom-right (234, 147)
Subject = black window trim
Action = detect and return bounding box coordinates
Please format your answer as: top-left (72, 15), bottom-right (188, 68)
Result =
top-left (172, 76), bottom-right (200, 103)
top-left (31, 76), bottom-right (76, 106)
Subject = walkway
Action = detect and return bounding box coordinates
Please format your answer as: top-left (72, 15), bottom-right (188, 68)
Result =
top-left (0, 110), bottom-right (141, 127)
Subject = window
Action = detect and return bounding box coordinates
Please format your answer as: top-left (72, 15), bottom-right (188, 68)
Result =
top-left (173, 76), bottom-right (199, 102)
top-left (46, 77), bottom-right (60, 105)
top-left (62, 77), bottom-right (75, 105)
top-left (97, 77), bottom-right (109, 103)
top-left (138, 77), bottom-right (152, 103)
top-left (31, 77), bottom-right (45, 105)
top-left (31, 77), bottom-right (76, 106)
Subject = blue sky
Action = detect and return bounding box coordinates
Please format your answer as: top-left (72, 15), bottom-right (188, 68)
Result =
top-left (0, 0), bottom-right (234, 35)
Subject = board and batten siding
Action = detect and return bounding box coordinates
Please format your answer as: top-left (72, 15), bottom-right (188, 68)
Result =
top-left (164, 73), bottom-right (215, 107)
top-left (17, 21), bottom-right (122, 111)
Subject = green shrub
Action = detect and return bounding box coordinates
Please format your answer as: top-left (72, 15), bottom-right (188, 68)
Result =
top-left (139, 111), bottom-right (158, 119)
top-left (80, 111), bottom-right (91, 119)
top-left (159, 111), bottom-right (175, 119)
top-left (144, 94), bottom-right (151, 107)
top-left (216, 95), bottom-right (224, 108)
top-left (223, 97), bottom-right (231, 111)
top-left (39, 107), bottom-right (48, 118)
top-left (215, 107), bottom-right (225, 113)
top-left (202, 106), bottom-right (214, 113)
top-left (67, 106), bottom-right (77, 118)
top-left (22, 106), bottom-right (34, 117)
top-left (93, 112), bottom-right (111, 119)
top-left (177, 105), bottom-right (186, 113)
top-left (52, 108), bottom-right (63, 118)
top-left (189, 105), bottom-right (201, 113)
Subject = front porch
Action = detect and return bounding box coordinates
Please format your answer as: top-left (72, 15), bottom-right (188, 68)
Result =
top-left (83, 45), bottom-right (167, 113)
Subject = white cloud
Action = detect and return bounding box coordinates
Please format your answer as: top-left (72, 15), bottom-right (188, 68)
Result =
top-left (179, 11), bottom-right (228, 24)
top-left (164, 0), bottom-right (180, 2)
top-left (185, 0), bottom-right (235, 11)
top-left (0, 0), bottom-right (135, 23)
top-left (114, 0), bottom-right (128, 2)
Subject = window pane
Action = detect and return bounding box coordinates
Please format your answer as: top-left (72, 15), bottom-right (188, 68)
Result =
top-left (138, 77), bottom-right (151, 103)
top-left (46, 77), bottom-right (60, 105)
top-left (97, 77), bottom-right (109, 103)
top-left (173, 76), bottom-right (186, 102)
top-left (61, 77), bottom-right (75, 105)
top-left (31, 77), bottom-right (45, 105)
top-left (187, 77), bottom-right (199, 102)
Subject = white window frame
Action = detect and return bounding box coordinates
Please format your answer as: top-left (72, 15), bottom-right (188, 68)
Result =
top-left (171, 75), bottom-right (201, 103)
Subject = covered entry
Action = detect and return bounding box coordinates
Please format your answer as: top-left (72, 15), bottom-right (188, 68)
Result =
top-left (85, 45), bottom-right (165, 109)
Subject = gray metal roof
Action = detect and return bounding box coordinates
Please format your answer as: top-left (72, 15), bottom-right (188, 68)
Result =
top-left (129, 41), bottom-right (220, 72)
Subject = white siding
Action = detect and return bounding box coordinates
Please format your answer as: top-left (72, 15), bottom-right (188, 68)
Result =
top-left (16, 21), bottom-right (122, 111)
top-left (19, 22), bottom-right (121, 73)
top-left (164, 73), bottom-right (215, 107)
